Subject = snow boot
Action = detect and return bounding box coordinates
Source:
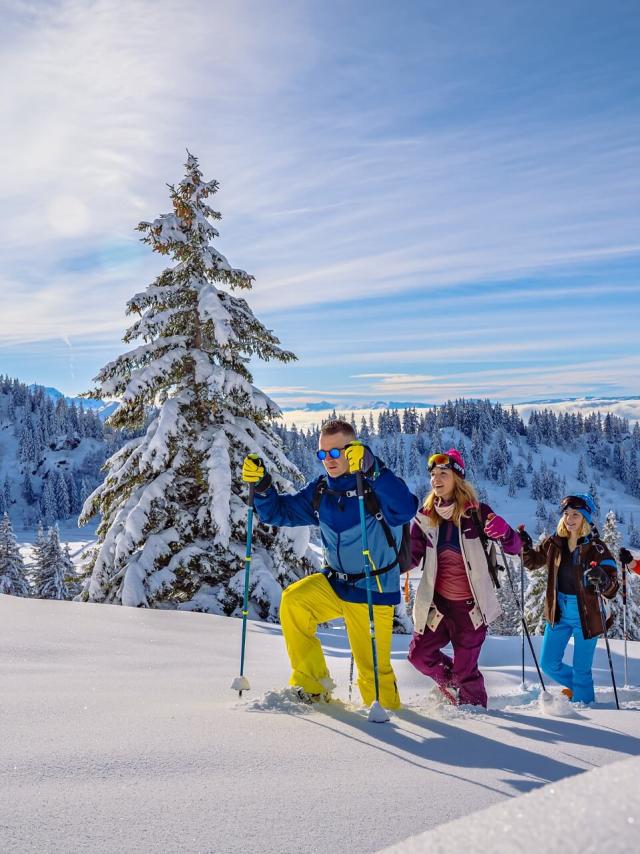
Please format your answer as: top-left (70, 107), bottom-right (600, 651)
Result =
top-left (561, 687), bottom-right (573, 700)
top-left (293, 686), bottom-right (331, 705)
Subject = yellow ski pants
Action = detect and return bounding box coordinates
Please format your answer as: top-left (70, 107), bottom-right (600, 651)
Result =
top-left (279, 573), bottom-right (400, 709)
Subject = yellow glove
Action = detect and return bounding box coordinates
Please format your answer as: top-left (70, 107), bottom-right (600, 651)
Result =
top-left (242, 454), bottom-right (265, 484)
top-left (344, 440), bottom-right (366, 474)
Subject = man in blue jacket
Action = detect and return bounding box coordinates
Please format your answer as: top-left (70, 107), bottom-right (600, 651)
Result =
top-left (242, 419), bottom-right (418, 708)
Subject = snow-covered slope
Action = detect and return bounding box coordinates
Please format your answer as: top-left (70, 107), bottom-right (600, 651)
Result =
top-left (383, 753), bottom-right (640, 853)
top-left (2, 594), bottom-right (639, 853)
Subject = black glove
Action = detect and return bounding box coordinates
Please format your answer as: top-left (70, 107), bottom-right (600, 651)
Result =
top-left (619, 547), bottom-right (634, 566)
top-left (583, 564), bottom-right (610, 591)
top-left (517, 525), bottom-right (533, 551)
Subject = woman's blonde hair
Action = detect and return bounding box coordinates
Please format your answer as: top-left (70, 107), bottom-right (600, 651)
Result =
top-left (557, 514), bottom-right (591, 539)
top-left (422, 474), bottom-right (479, 526)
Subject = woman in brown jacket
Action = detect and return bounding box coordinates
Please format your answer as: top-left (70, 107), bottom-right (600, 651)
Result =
top-left (522, 493), bottom-right (618, 704)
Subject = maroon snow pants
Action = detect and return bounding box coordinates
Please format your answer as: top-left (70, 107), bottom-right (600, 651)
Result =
top-left (408, 593), bottom-right (488, 707)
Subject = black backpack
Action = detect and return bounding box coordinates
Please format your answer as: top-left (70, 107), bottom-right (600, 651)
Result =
top-left (311, 476), bottom-right (412, 576)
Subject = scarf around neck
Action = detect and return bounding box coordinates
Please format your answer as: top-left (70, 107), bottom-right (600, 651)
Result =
top-left (435, 499), bottom-right (455, 520)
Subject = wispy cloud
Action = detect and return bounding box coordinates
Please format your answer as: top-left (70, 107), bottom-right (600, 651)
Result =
top-left (1, 0), bottom-right (639, 403)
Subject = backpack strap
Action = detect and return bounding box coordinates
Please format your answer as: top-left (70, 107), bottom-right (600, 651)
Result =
top-left (471, 506), bottom-right (501, 590)
top-left (312, 475), bottom-right (402, 580)
top-left (311, 476), bottom-right (329, 519)
top-left (363, 485), bottom-right (400, 555)
top-left (324, 560), bottom-right (398, 584)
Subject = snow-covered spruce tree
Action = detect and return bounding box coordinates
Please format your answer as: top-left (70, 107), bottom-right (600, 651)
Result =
top-left (32, 525), bottom-right (74, 601)
top-left (0, 513), bottom-right (30, 596)
top-left (523, 532), bottom-right (550, 636)
top-left (80, 154), bottom-right (314, 617)
top-left (602, 510), bottom-right (640, 640)
top-left (490, 556), bottom-right (522, 636)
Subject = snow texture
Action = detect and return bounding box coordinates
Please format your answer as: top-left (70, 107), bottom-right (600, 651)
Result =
top-left (2, 593), bottom-right (639, 854)
top-left (382, 754), bottom-right (640, 853)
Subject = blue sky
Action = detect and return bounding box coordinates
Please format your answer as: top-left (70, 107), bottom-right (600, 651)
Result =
top-left (1, 0), bottom-right (639, 406)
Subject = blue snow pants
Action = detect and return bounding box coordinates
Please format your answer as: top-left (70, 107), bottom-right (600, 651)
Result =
top-left (540, 592), bottom-right (598, 703)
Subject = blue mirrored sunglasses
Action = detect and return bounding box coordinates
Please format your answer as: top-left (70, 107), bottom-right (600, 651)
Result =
top-left (316, 447), bottom-right (345, 461)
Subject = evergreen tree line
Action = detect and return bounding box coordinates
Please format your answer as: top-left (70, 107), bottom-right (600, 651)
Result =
top-left (289, 398), bottom-right (632, 443)
top-left (0, 514), bottom-right (79, 600)
top-left (275, 398), bottom-right (640, 502)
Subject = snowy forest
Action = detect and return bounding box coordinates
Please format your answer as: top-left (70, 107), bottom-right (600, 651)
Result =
top-left (0, 376), bottom-right (133, 526)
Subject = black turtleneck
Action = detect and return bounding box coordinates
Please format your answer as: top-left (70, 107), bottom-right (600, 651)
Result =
top-left (557, 539), bottom-right (580, 595)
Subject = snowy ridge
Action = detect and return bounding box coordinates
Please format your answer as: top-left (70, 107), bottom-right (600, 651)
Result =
top-left (382, 755), bottom-right (640, 853)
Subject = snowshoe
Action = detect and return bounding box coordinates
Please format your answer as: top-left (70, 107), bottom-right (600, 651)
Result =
top-left (436, 683), bottom-right (460, 706)
top-left (293, 686), bottom-right (331, 705)
top-left (424, 683), bottom-right (459, 707)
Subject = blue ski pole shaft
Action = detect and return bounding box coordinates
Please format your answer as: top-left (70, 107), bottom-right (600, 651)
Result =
top-left (238, 484), bottom-right (255, 695)
top-left (355, 470), bottom-right (381, 704)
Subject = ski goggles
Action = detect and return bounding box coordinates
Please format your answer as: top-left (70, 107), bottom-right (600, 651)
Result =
top-left (561, 495), bottom-right (592, 513)
top-left (427, 453), bottom-right (464, 477)
top-left (316, 447), bottom-right (346, 461)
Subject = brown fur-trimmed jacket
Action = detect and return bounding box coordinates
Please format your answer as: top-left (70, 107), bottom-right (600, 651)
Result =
top-left (523, 534), bottom-right (618, 639)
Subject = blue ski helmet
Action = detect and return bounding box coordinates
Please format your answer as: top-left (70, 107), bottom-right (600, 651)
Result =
top-left (560, 493), bottom-right (596, 524)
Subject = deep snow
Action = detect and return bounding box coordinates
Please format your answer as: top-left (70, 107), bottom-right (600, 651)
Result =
top-left (2, 594), bottom-right (639, 853)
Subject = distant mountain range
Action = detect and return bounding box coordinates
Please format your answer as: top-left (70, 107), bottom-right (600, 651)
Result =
top-left (29, 385), bottom-right (118, 421)
top-left (280, 396), bottom-right (640, 423)
top-left (281, 400), bottom-right (436, 412)
top-left (31, 386), bottom-right (640, 425)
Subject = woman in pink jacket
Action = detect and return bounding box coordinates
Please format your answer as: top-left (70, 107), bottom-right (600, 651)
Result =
top-left (408, 449), bottom-right (522, 707)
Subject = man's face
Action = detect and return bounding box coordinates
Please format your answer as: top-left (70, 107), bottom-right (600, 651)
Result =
top-left (318, 431), bottom-right (352, 477)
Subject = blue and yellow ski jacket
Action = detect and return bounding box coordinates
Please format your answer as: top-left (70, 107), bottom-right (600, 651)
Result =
top-left (254, 463), bottom-right (418, 605)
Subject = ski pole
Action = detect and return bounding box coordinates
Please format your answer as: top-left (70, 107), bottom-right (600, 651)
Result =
top-left (620, 551), bottom-right (629, 687)
top-left (496, 541), bottom-right (546, 692)
top-left (231, 483), bottom-right (255, 697)
top-left (520, 547), bottom-right (525, 686)
top-left (588, 563), bottom-right (619, 710)
top-left (355, 468), bottom-right (389, 723)
top-left (348, 653), bottom-right (355, 703)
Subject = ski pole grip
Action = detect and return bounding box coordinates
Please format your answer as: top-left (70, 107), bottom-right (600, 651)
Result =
top-left (619, 548), bottom-right (633, 567)
top-left (355, 469), bottom-right (365, 499)
top-left (248, 484), bottom-right (255, 508)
